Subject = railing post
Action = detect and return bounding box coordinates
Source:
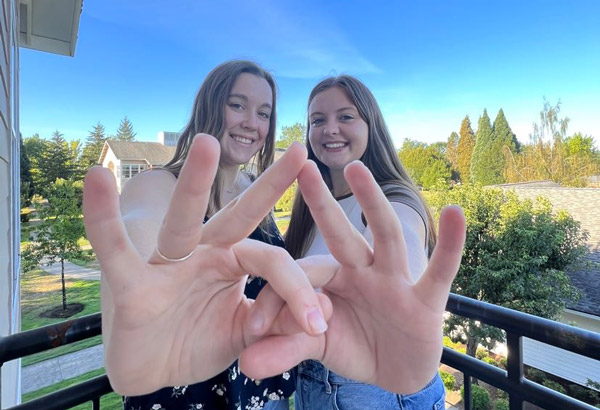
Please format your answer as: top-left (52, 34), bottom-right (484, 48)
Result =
top-left (463, 371), bottom-right (471, 410)
top-left (506, 332), bottom-right (524, 410)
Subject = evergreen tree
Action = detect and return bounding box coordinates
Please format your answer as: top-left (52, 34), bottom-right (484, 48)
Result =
top-left (37, 130), bottom-right (76, 194)
top-left (470, 109), bottom-right (500, 185)
top-left (24, 133), bottom-right (48, 196)
top-left (80, 122), bottom-right (108, 169)
top-left (446, 131), bottom-right (459, 180)
top-left (276, 123), bottom-right (306, 149)
top-left (116, 116), bottom-right (137, 141)
top-left (456, 116), bottom-right (475, 183)
top-left (20, 134), bottom-right (34, 207)
top-left (489, 109), bottom-right (518, 183)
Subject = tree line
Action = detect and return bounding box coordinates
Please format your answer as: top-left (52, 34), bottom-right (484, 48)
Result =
top-left (21, 117), bottom-right (137, 205)
top-left (401, 99), bottom-right (599, 189)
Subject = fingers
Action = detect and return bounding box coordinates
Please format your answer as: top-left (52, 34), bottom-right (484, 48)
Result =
top-left (83, 167), bottom-right (142, 285)
top-left (246, 255), bottom-right (339, 337)
top-left (202, 143), bottom-right (307, 245)
top-left (298, 161), bottom-right (372, 268)
top-left (344, 161), bottom-right (409, 274)
top-left (414, 206), bottom-right (466, 311)
top-left (152, 135), bottom-right (220, 262)
top-left (233, 239), bottom-right (328, 337)
top-left (240, 333), bottom-right (324, 380)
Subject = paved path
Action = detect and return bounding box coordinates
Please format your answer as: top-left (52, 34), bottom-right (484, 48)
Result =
top-left (40, 260), bottom-right (100, 281)
top-left (21, 344), bottom-right (105, 394)
top-left (21, 262), bottom-right (103, 393)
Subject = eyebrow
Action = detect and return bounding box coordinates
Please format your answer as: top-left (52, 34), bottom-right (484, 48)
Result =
top-left (309, 106), bottom-right (356, 117)
top-left (229, 93), bottom-right (272, 109)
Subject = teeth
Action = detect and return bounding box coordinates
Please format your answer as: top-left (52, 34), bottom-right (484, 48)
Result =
top-left (232, 135), bottom-right (252, 144)
top-left (325, 142), bottom-right (346, 148)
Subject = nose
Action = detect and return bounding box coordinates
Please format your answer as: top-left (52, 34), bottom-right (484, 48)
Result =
top-left (323, 122), bottom-right (339, 136)
top-left (242, 112), bottom-right (258, 131)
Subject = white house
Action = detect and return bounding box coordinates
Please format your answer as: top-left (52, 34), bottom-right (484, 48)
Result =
top-left (0, 0), bottom-right (82, 407)
top-left (99, 139), bottom-right (176, 193)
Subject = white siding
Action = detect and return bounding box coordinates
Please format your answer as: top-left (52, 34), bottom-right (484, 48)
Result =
top-left (524, 338), bottom-right (600, 390)
top-left (0, 0), bottom-right (21, 407)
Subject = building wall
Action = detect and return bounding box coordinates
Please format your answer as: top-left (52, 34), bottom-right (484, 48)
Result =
top-left (0, 0), bottom-right (21, 406)
top-left (101, 147), bottom-right (121, 192)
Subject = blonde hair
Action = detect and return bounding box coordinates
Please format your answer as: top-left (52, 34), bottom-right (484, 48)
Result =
top-left (285, 75), bottom-right (436, 259)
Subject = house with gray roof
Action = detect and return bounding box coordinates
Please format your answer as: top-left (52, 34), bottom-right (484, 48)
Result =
top-left (99, 140), bottom-right (176, 192)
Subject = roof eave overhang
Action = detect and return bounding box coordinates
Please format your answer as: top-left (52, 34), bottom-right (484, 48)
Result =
top-left (18, 0), bottom-right (83, 57)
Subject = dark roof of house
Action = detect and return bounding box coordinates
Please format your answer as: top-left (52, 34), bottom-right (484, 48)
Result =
top-left (568, 263), bottom-right (600, 317)
top-left (100, 141), bottom-right (176, 165)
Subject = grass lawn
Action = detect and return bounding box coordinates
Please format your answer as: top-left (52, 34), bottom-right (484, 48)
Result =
top-left (20, 269), bottom-right (103, 366)
top-left (276, 218), bottom-right (290, 234)
top-left (22, 367), bottom-right (123, 409)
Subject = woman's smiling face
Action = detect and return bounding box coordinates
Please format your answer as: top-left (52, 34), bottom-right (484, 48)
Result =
top-left (308, 86), bottom-right (369, 171)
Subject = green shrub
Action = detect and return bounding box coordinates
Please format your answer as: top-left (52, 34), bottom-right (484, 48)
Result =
top-left (439, 370), bottom-right (456, 391)
top-left (483, 356), bottom-right (498, 367)
top-left (494, 398), bottom-right (509, 410)
top-left (443, 336), bottom-right (467, 354)
top-left (542, 380), bottom-right (567, 395)
top-left (526, 368), bottom-right (547, 383)
top-left (497, 356), bottom-right (507, 370)
top-left (569, 384), bottom-right (592, 402)
top-left (496, 389), bottom-right (508, 400)
top-left (461, 384), bottom-right (491, 410)
top-left (476, 348), bottom-right (490, 360)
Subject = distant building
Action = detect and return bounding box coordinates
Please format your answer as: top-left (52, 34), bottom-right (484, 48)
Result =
top-left (157, 131), bottom-right (180, 147)
top-left (99, 139), bottom-right (176, 193)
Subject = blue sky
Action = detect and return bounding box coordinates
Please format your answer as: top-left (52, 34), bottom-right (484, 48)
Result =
top-left (19, 0), bottom-right (600, 147)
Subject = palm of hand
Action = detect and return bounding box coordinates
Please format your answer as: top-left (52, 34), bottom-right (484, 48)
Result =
top-left (241, 161), bottom-right (465, 395)
top-left (85, 137), bottom-right (328, 395)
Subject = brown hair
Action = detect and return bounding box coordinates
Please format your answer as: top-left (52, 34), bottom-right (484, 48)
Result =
top-left (285, 75), bottom-right (437, 259)
top-left (162, 60), bottom-right (277, 216)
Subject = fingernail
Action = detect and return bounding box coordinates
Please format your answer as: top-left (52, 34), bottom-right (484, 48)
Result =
top-left (248, 310), bottom-right (265, 333)
top-left (307, 308), bottom-right (328, 334)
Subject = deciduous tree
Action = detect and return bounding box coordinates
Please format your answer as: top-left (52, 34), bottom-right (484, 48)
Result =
top-left (276, 123), bottom-right (306, 149)
top-left (22, 179), bottom-right (88, 312)
top-left (427, 185), bottom-right (585, 358)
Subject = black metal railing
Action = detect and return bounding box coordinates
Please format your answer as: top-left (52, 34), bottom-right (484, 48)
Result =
top-left (443, 294), bottom-right (600, 410)
top-left (1, 296), bottom-right (599, 409)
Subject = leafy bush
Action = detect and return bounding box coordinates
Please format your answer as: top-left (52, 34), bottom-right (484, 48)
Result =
top-left (461, 384), bottom-right (491, 410)
top-left (542, 380), bottom-right (567, 395)
top-left (526, 368), bottom-right (547, 384)
top-left (494, 398), bottom-right (509, 410)
top-left (443, 336), bottom-right (466, 354)
top-left (497, 356), bottom-right (507, 370)
top-left (476, 348), bottom-right (489, 359)
top-left (439, 370), bottom-right (456, 391)
top-left (483, 356), bottom-right (498, 367)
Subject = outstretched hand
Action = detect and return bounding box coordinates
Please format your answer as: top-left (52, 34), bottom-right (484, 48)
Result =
top-left (240, 160), bottom-right (466, 394)
top-left (84, 135), bottom-right (330, 395)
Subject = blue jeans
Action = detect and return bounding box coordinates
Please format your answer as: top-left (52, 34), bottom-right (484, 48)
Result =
top-left (294, 360), bottom-right (445, 410)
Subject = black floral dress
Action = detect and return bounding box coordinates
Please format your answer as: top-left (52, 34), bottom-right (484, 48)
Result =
top-left (123, 218), bottom-right (296, 410)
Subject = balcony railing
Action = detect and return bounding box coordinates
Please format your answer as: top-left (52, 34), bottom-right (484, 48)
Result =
top-left (1, 295), bottom-right (599, 410)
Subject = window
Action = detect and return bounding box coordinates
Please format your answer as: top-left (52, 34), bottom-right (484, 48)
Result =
top-left (121, 164), bottom-right (148, 179)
